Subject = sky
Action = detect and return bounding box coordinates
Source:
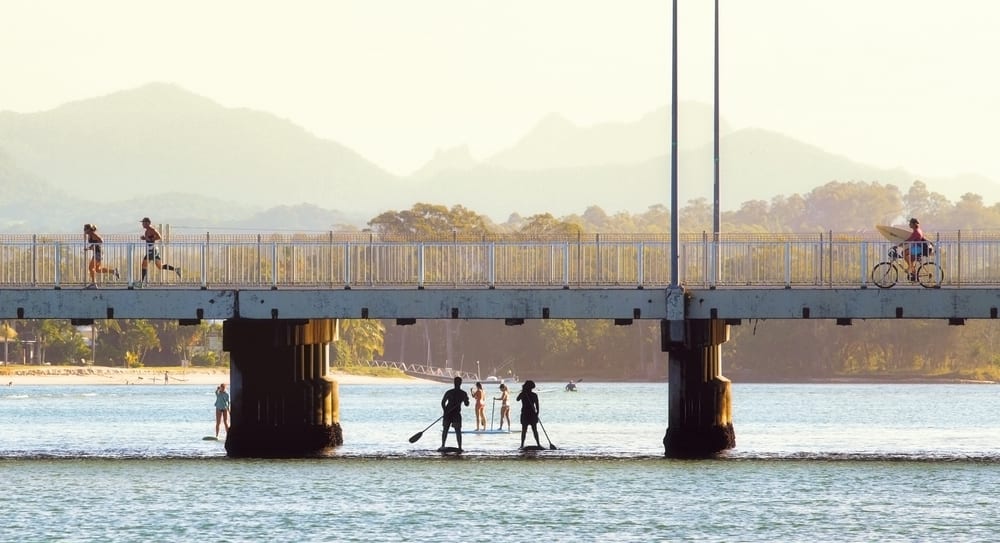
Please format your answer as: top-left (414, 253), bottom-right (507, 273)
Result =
top-left (2, 0), bottom-right (999, 185)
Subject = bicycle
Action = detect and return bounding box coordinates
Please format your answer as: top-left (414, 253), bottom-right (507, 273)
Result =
top-left (870, 246), bottom-right (942, 288)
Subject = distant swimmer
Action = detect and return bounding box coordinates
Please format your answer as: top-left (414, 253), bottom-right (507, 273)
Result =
top-left (565, 380), bottom-right (577, 392)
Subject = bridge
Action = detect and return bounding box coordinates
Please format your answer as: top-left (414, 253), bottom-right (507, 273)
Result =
top-left (4, 230), bottom-right (1000, 457)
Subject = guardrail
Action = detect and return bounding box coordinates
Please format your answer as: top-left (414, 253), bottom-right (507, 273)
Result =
top-left (1, 231), bottom-right (999, 289)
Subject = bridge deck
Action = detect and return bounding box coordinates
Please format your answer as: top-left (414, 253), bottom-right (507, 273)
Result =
top-left (3, 232), bottom-right (1000, 321)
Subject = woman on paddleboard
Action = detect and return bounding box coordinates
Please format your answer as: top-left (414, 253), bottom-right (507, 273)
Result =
top-left (471, 382), bottom-right (487, 431)
top-left (517, 380), bottom-right (541, 449)
top-left (496, 383), bottom-right (511, 431)
top-left (215, 383), bottom-right (230, 439)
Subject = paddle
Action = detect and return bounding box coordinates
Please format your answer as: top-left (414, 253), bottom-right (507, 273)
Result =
top-left (408, 404), bottom-right (463, 443)
top-left (490, 398), bottom-right (497, 431)
top-left (408, 414), bottom-right (444, 443)
top-left (538, 418), bottom-right (557, 450)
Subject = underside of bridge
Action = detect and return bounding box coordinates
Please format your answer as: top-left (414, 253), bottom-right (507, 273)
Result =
top-left (662, 318), bottom-right (735, 457)
top-left (222, 318), bottom-right (343, 457)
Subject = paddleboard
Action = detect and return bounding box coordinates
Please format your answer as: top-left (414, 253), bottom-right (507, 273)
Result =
top-left (875, 225), bottom-right (912, 244)
top-left (202, 436), bottom-right (220, 441)
top-left (437, 446), bottom-right (463, 455)
top-left (449, 428), bottom-right (511, 434)
top-left (519, 445), bottom-right (547, 452)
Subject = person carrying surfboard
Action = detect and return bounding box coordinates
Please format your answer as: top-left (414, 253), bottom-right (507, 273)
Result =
top-left (902, 218), bottom-right (928, 281)
top-left (440, 376), bottom-right (470, 452)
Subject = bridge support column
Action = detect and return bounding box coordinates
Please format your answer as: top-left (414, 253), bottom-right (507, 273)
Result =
top-left (663, 318), bottom-right (735, 457)
top-left (222, 318), bottom-right (343, 457)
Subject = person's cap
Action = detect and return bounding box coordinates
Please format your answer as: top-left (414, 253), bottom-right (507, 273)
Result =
top-left (140, 217), bottom-right (151, 223)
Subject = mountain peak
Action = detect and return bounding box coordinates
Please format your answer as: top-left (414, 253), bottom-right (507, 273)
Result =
top-left (50, 82), bottom-right (222, 117)
top-left (412, 145), bottom-right (479, 179)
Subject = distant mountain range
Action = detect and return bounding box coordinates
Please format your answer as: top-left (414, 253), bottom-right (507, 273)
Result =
top-left (1, 82), bottom-right (997, 232)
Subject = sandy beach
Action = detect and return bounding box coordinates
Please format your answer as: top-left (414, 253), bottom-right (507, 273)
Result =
top-left (0, 365), bottom-right (432, 386)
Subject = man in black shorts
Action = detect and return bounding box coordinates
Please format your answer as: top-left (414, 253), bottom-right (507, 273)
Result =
top-left (440, 376), bottom-right (470, 452)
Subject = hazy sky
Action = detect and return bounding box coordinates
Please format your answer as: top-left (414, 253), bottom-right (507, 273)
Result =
top-left (2, 0), bottom-right (998, 185)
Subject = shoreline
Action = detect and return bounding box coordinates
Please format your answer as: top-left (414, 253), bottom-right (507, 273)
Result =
top-left (0, 365), bottom-right (435, 386)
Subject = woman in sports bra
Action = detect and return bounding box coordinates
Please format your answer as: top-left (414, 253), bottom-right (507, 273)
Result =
top-left (84, 224), bottom-right (119, 288)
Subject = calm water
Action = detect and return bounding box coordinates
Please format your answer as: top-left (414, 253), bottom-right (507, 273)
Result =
top-left (3, 382), bottom-right (1000, 541)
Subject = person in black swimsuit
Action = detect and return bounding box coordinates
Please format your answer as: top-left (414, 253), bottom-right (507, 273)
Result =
top-left (517, 380), bottom-right (541, 449)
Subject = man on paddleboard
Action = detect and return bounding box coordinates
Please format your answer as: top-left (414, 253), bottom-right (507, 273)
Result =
top-left (440, 376), bottom-right (470, 452)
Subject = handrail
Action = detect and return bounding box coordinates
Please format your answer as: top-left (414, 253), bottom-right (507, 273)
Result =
top-left (1, 233), bottom-right (998, 289)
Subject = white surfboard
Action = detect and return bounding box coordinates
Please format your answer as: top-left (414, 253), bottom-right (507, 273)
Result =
top-left (875, 225), bottom-right (912, 244)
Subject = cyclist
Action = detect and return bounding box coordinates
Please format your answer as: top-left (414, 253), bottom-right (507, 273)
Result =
top-left (901, 217), bottom-right (928, 281)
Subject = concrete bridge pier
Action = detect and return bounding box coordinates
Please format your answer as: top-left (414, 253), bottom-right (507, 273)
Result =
top-left (663, 318), bottom-right (735, 457)
top-left (222, 318), bottom-right (343, 457)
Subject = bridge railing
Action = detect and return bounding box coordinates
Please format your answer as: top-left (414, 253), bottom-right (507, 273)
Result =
top-left (2, 232), bottom-right (1000, 288)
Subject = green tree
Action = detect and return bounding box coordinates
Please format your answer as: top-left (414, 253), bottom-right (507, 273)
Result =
top-left (368, 203), bottom-right (490, 237)
top-left (333, 319), bottom-right (386, 367)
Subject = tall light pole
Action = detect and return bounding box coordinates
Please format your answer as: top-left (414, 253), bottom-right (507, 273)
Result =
top-left (713, 0), bottom-right (720, 240)
top-left (713, 0), bottom-right (722, 284)
top-left (670, 0), bottom-right (679, 287)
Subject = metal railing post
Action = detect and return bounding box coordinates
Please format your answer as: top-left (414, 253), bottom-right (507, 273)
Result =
top-left (488, 242), bottom-right (496, 288)
top-left (418, 243), bottom-right (425, 288)
top-left (637, 241), bottom-right (645, 288)
top-left (785, 241), bottom-right (791, 287)
top-left (54, 242), bottom-right (61, 287)
top-left (860, 241), bottom-right (868, 287)
top-left (31, 234), bottom-right (37, 286)
top-left (954, 231), bottom-right (959, 287)
top-left (201, 232), bottom-right (209, 289)
top-left (345, 242), bottom-right (352, 288)
top-left (563, 242), bottom-right (570, 288)
top-left (271, 241), bottom-right (278, 289)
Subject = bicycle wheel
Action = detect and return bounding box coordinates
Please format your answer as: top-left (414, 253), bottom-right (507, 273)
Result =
top-left (917, 262), bottom-right (943, 287)
top-left (871, 262), bottom-right (897, 288)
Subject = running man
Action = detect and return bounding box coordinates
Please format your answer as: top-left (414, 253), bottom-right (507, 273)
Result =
top-left (139, 217), bottom-right (181, 284)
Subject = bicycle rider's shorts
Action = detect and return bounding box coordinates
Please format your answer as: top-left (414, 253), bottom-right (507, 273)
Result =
top-left (910, 243), bottom-right (924, 257)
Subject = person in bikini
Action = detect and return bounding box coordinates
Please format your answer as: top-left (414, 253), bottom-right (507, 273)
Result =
top-left (495, 383), bottom-right (511, 431)
top-left (471, 381), bottom-right (487, 431)
top-left (83, 223), bottom-right (120, 288)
